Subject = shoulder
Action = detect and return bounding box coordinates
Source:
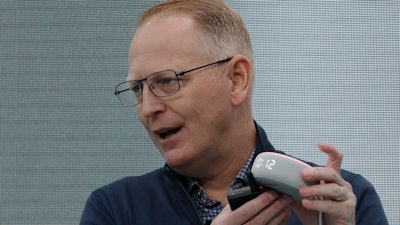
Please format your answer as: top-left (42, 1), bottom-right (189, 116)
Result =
top-left (339, 169), bottom-right (381, 204)
top-left (340, 169), bottom-right (372, 191)
top-left (94, 167), bottom-right (169, 196)
top-left (339, 169), bottom-right (388, 224)
top-left (339, 169), bottom-right (381, 201)
top-left (80, 167), bottom-right (201, 225)
top-left (80, 167), bottom-right (184, 224)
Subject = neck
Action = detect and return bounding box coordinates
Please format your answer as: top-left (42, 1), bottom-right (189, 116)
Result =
top-left (196, 119), bottom-right (256, 205)
top-left (197, 151), bottom-right (253, 205)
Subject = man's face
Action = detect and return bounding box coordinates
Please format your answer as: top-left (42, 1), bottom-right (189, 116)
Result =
top-left (128, 14), bottom-right (234, 176)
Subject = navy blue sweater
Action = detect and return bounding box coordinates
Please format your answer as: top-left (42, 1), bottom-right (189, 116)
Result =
top-left (80, 123), bottom-right (388, 225)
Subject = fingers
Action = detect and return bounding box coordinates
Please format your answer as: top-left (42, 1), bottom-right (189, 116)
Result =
top-left (299, 181), bottom-right (351, 201)
top-left (301, 166), bottom-right (349, 199)
top-left (241, 194), bottom-right (292, 225)
top-left (299, 179), bottom-right (356, 222)
top-left (254, 206), bottom-right (291, 225)
top-left (294, 143), bottom-right (356, 224)
top-left (299, 165), bottom-right (357, 223)
top-left (302, 166), bottom-right (343, 185)
top-left (232, 191), bottom-right (278, 224)
top-left (301, 192), bottom-right (356, 218)
top-left (318, 142), bottom-right (343, 173)
top-left (212, 191), bottom-right (293, 225)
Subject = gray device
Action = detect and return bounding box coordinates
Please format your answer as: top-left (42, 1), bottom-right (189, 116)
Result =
top-left (227, 152), bottom-right (319, 210)
top-left (251, 152), bottom-right (318, 200)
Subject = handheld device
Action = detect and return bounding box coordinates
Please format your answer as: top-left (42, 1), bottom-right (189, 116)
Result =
top-left (227, 152), bottom-right (318, 210)
top-left (251, 152), bottom-right (318, 200)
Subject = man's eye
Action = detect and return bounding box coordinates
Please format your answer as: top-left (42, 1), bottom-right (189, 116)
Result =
top-left (130, 83), bottom-right (141, 94)
top-left (159, 77), bottom-right (176, 85)
top-left (152, 74), bottom-right (178, 88)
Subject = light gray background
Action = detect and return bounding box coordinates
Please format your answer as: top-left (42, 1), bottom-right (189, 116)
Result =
top-left (1, 1), bottom-right (398, 224)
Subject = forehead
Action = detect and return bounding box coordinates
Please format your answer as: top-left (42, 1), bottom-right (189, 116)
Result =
top-left (127, 14), bottom-right (203, 80)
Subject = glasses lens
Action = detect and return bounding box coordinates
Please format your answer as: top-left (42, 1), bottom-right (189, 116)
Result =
top-left (147, 70), bottom-right (180, 97)
top-left (115, 81), bottom-right (141, 106)
top-left (115, 70), bottom-right (180, 107)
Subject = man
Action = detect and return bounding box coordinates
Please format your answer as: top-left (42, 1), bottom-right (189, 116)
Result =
top-left (80, 0), bottom-right (388, 224)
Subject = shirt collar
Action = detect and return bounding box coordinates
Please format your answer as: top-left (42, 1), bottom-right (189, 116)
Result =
top-left (186, 148), bottom-right (256, 201)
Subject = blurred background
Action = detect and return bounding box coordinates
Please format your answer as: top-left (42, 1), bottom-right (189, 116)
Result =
top-left (1, 1), bottom-right (398, 224)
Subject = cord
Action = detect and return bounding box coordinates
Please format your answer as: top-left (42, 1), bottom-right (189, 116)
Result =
top-left (318, 211), bottom-right (323, 225)
top-left (316, 196), bottom-right (324, 225)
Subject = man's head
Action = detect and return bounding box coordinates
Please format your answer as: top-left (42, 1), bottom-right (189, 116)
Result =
top-left (128, 0), bottom-right (256, 177)
top-left (139, 0), bottom-right (254, 65)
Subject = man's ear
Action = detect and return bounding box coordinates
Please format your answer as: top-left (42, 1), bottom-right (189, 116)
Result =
top-left (228, 55), bottom-right (253, 106)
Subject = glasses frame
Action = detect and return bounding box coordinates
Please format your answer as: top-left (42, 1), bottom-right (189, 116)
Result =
top-left (114, 57), bottom-right (233, 107)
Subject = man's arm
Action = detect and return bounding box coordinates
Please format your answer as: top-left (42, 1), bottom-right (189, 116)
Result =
top-left (80, 191), bottom-right (116, 225)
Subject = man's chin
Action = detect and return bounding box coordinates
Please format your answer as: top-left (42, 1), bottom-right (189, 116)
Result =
top-left (165, 158), bottom-right (190, 170)
top-left (163, 154), bottom-right (196, 175)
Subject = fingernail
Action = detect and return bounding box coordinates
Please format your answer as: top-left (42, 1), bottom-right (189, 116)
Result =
top-left (280, 195), bottom-right (293, 205)
top-left (268, 192), bottom-right (277, 199)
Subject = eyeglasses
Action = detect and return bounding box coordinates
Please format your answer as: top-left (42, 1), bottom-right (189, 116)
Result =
top-left (114, 57), bottom-right (233, 107)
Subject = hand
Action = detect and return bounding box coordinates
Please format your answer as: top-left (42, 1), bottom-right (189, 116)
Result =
top-left (292, 142), bottom-right (357, 225)
top-left (212, 191), bottom-right (293, 225)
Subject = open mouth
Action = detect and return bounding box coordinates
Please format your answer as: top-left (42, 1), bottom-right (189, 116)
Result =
top-left (158, 127), bottom-right (182, 139)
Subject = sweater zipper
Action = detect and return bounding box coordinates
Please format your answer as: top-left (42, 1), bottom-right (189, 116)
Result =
top-left (166, 167), bottom-right (204, 225)
top-left (174, 175), bottom-right (204, 225)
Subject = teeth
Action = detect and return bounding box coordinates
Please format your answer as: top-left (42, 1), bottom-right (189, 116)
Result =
top-left (159, 128), bottom-right (180, 139)
top-left (164, 132), bottom-right (174, 139)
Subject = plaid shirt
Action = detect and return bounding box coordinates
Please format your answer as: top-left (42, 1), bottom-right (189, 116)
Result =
top-left (185, 150), bottom-right (256, 225)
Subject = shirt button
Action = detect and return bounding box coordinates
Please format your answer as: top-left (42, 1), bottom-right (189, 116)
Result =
top-left (196, 190), bottom-right (202, 198)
